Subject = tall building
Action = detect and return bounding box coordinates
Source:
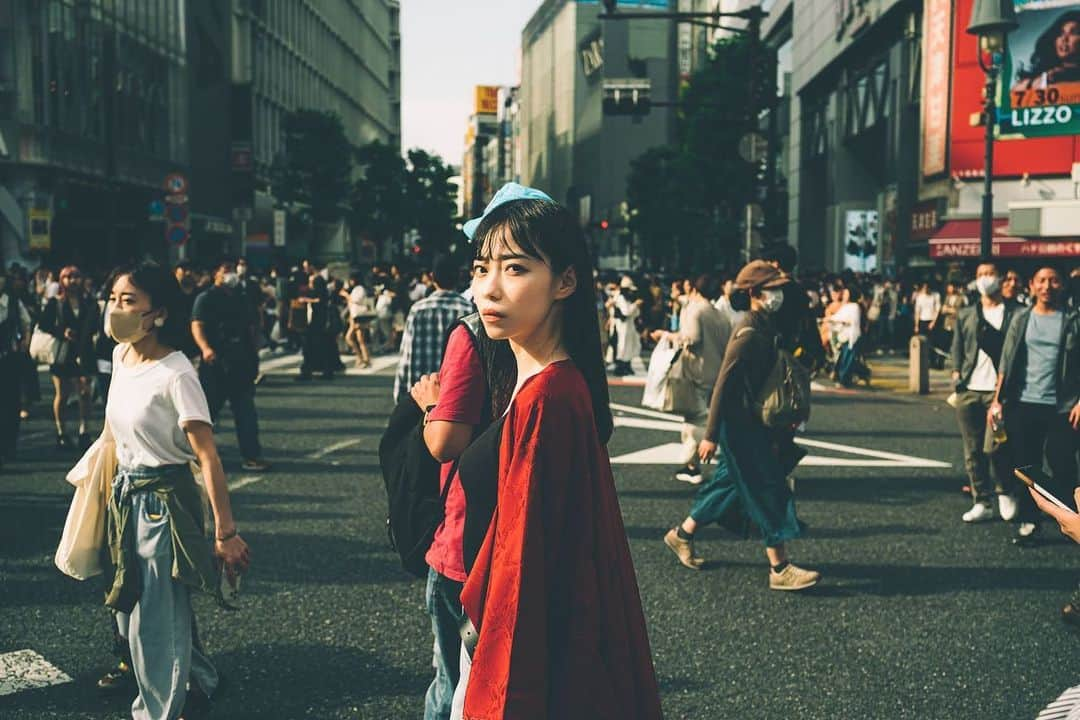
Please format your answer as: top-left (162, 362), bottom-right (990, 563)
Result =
top-left (237, 0), bottom-right (402, 264)
top-left (520, 0), bottom-right (677, 269)
top-left (0, 1), bottom-right (191, 271)
top-left (0, 0), bottom-right (402, 271)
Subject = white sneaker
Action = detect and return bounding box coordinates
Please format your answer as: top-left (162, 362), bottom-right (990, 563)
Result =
top-left (1017, 522), bottom-right (1037, 538)
top-left (997, 494), bottom-right (1019, 522)
top-left (675, 468), bottom-right (703, 484)
top-left (962, 502), bottom-right (995, 523)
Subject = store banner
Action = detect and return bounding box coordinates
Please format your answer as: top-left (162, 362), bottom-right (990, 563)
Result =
top-left (28, 208), bottom-right (50, 252)
top-left (843, 210), bottom-right (879, 272)
top-left (1001, 0), bottom-right (1080, 136)
top-left (922, 0), bottom-right (953, 176)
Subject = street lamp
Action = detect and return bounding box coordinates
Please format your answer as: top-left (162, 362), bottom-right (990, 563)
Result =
top-left (966, 0), bottom-right (1017, 260)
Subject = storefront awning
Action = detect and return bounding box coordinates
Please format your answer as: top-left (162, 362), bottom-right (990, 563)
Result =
top-left (928, 219), bottom-right (1080, 259)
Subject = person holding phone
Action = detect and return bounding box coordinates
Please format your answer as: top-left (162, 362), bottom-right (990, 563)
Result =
top-left (991, 264), bottom-right (1080, 546)
top-left (1028, 475), bottom-right (1080, 626)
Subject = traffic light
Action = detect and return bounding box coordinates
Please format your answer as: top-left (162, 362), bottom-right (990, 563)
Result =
top-left (603, 79), bottom-right (651, 116)
top-left (600, 219), bottom-right (610, 230)
top-left (602, 0), bottom-right (617, 13)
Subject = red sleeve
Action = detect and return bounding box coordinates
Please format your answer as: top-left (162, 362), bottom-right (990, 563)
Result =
top-left (461, 395), bottom-right (576, 720)
top-left (428, 325), bottom-right (484, 426)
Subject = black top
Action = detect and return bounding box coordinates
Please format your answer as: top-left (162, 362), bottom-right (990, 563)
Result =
top-left (40, 295), bottom-right (100, 374)
top-left (458, 414), bottom-right (507, 574)
top-left (191, 286), bottom-right (254, 353)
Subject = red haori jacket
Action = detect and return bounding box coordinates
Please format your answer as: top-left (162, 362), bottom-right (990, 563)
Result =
top-left (460, 361), bottom-right (663, 720)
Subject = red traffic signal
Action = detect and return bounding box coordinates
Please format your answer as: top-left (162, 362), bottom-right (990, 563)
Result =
top-left (600, 220), bottom-right (609, 230)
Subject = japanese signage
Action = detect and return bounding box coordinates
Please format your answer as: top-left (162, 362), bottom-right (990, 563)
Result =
top-left (910, 199), bottom-right (945, 239)
top-left (1000, 0), bottom-right (1080, 136)
top-left (922, 0), bottom-right (953, 176)
top-left (28, 208), bottom-right (50, 252)
top-left (474, 86), bottom-right (499, 116)
top-left (930, 238), bottom-right (1080, 257)
top-left (677, 0), bottom-right (692, 80)
top-left (580, 30), bottom-right (604, 78)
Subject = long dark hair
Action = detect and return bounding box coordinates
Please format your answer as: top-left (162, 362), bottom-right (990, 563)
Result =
top-left (472, 199), bottom-right (614, 444)
top-left (1018, 11), bottom-right (1080, 80)
top-left (108, 261), bottom-right (192, 352)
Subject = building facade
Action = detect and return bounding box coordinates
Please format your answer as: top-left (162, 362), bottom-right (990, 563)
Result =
top-left (520, 0), bottom-right (677, 269)
top-left (239, 0), bottom-right (401, 264)
top-left (0, 0), bottom-right (190, 272)
top-left (0, 0), bottom-right (401, 271)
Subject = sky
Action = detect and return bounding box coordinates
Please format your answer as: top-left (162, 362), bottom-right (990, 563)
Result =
top-left (400, 0), bottom-right (544, 168)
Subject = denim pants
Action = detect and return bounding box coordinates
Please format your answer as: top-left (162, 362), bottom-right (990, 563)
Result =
top-left (424, 567), bottom-right (465, 720)
top-left (113, 473), bottom-right (218, 720)
top-left (199, 363), bottom-right (263, 460)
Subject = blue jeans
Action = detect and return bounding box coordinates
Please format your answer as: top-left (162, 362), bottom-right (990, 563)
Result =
top-left (424, 567), bottom-right (465, 720)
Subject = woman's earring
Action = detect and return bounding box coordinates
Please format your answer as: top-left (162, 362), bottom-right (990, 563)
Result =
top-left (154, 317), bottom-right (165, 327)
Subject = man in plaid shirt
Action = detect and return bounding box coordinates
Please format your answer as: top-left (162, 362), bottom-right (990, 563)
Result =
top-left (393, 257), bottom-right (474, 403)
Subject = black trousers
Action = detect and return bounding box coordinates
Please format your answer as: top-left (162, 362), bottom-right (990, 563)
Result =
top-left (1010, 402), bottom-right (1080, 523)
top-left (0, 353), bottom-right (22, 458)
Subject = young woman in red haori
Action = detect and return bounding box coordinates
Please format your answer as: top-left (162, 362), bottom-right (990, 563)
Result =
top-left (448, 185), bottom-right (663, 720)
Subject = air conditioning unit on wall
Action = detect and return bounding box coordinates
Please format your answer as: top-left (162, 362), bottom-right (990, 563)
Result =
top-left (1008, 199), bottom-right (1080, 237)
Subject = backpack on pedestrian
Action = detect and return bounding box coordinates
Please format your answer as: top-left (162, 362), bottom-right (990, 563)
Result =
top-left (377, 314), bottom-right (488, 578)
top-left (737, 326), bottom-right (812, 428)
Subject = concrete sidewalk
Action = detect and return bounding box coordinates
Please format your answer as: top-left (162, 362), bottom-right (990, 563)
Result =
top-left (863, 352), bottom-right (953, 398)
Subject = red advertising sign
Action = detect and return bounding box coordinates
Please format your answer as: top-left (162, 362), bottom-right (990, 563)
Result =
top-left (950, 0), bottom-right (1080, 177)
top-left (922, 0), bottom-right (953, 177)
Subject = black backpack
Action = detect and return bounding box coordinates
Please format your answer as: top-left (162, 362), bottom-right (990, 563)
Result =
top-left (377, 313), bottom-right (489, 578)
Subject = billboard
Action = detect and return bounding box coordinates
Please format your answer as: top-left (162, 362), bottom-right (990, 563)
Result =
top-left (843, 210), bottom-right (878, 272)
top-left (949, 0), bottom-right (1080, 177)
top-left (922, 0), bottom-right (953, 176)
top-left (1000, 0), bottom-right (1080, 136)
top-left (474, 86), bottom-right (499, 116)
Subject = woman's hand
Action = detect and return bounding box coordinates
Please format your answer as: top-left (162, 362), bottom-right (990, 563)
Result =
top-left (1029, 487), bottom-right (1080, 544)
top-left (410, 373), bottom-right (440, 410)
top-left (215, 534), bottom-right (251, 580)
top-left (698, 439), bottom-right (717, 464)
top-left (1069, 402), bottom-right (1080, 431)
top-left (650, 329), bottom-right (667, 342)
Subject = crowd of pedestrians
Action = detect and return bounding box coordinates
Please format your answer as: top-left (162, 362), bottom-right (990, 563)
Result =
top-left (5, 176), bottom-right (1078, 718)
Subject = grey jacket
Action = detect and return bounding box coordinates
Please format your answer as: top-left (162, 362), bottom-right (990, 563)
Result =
top-left (996, 305), bottom-right (1080, 415)
top-left (949, 300), bottom-right (1018, 389)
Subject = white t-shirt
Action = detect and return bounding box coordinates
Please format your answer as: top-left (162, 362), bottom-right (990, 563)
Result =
top-left (830, 302), bottom-right (862, 346)
top-left (967, 302), bottom-right (1005, 392)
top-left (915, 292), bottom-right (941, 322)
top-left (106, 345), bottom-right (213, 468)
top-left (347, 285), bottom-right (368, 319)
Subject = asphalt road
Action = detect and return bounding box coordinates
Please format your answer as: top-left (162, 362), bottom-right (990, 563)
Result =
top-left (1, 357), bottom-right (1077, 719)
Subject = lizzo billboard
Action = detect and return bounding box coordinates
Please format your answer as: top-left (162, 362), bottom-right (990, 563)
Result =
top-left (1001, 0), bottom-right (1080, 136)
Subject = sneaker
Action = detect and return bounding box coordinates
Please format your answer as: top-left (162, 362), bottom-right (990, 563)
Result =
top-left (663, 528), bottom-right (703, 570)
top-left (997, 494), bottom-right (1019, 522)
top-left (1012, 522), bottom-right (1040, 547)
top-left (962, 502), bottom-right (995, 523)
top-left (97, 660), bottom-right (135, 695)
top-left (674, 465), bottom-right (703, 484)
top-left (769, 563), bottom-right (821, 591)
top-left (1063, 601), bottom-right (1080, 630)
top-left (241, 458), bottom-right (271, 472)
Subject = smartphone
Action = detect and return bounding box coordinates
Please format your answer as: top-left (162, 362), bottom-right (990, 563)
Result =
top-left (1014, 466), bottom-right (1077, 514)
top-left (219, 564), bottom-right (242, 607)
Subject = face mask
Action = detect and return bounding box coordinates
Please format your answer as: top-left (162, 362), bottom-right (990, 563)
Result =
top-left (105, 306), bottom-right (157, 344)
top-left (222, 272), bottom-right (239, 288)
top-left (760, 288), bottom-right (784, 313)
top-left (975, 275), bottom-right (1001, 296)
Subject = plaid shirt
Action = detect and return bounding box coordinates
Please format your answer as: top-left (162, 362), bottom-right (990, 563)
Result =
top-left (394, 290), bottom-right (474, 403)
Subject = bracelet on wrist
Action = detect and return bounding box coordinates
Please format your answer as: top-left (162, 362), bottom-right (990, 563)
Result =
top-left (216, 528), bottom-right (238, 542)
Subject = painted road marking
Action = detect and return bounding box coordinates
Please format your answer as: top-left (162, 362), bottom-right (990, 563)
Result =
top-left (260, 353), bottom-right (398, 376)
top-left (0, 649), bottom-right (72, 696)
top-left (609, 404), bottom-right (951, 469)
top-left (226, 438), bottom-right (364, 492)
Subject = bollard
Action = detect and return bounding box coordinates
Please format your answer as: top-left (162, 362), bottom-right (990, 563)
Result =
top-left (909, 334), bottom-right (929, 394)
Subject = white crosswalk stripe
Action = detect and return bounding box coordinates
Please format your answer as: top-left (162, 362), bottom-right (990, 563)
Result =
top-left (0, 649), bottom-right (72, 696)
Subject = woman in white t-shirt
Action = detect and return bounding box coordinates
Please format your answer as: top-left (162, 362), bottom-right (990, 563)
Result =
top-left (828, 286), bottom-right (869, 387)
top-left (102, 262), bottom-right (249, 720)
top-left (341, 274), bottom-right (371, 368)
